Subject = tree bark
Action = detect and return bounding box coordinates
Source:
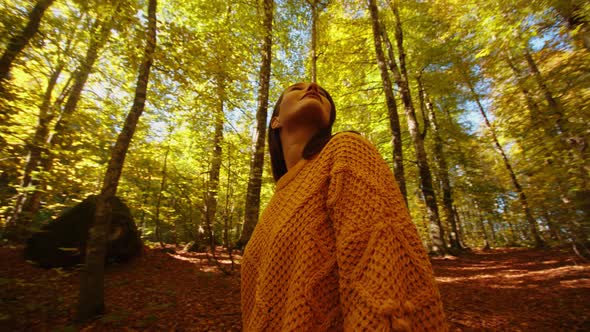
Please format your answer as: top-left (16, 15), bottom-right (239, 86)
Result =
top-left (237, 0), bottom-right (274, 249)
top-left (154, 144), bottom-right (170, 247)
top-left (22, 75), bottom-right (74, 217)
top-left (3, 62), bottom-right (64, 239)
top-left (310, 1), bottom-right (318, 83)
top-left (462, 69), bottom-right (545, 248)
top-left (522, 47), bottom-right (567, 135)
top-left (76, 0), bottom-right (157, 321)
top-left (553, 0), bottom-right (590, 52)
top-left (504, 55), bottom-right (543, 129)
top-left (5, 16), bottom-right (81, 235)
top-left (474, 200), bottom-right (491, 250)
top-left (385, 0), bottom-right (446, 254)
top-left (419, 77), bottom-right (462, 251)
top-left (367, 0), bottom-right (407, 205)
top-left (205, 80), bottom-right (225, 250)
top-left (0, 0), bottom-right (55, 86)
top-left (305, 0), bottom-right (324, 82)
top-left (223, 144), bottom-right (232, 249)
top-left (50, 16), bottom-right (114, 149)
top-left (23, 15), bottom-right (115, 220)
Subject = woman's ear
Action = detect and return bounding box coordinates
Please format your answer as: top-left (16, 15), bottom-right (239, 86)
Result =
top-left (271, 116), bottom-right (281, 129)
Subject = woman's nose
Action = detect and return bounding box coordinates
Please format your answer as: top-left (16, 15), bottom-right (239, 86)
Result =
top-left (307, 82), bottom-right (320, 92)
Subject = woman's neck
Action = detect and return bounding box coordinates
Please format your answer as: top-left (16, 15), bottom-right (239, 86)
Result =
top-left (279, 126), bottom-right (318, 170)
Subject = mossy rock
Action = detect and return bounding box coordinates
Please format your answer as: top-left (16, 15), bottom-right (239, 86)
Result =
top-left (24, 195), bottom-right (142, 268)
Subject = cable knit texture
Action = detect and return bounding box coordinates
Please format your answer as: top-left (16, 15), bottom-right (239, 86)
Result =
top-left (241, 132), bottom-right (448, 331)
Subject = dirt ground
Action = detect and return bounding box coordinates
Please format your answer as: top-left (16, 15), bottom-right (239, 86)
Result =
top-left (1, 245), bottom-right (588, 331)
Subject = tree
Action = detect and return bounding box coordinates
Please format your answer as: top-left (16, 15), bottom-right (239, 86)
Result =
top-left (19, 9), bottom-right (118, 224)
top-left (367, 0), bottom-right (407, 204)
top-left (306, 0), bottom-right (329, 82)
top-left (76, 0), bottom-right (157, 321)
top-left (383, 0), bottom-right (446, 253)
top-left (3, 11), bottom-right (83, 239)
top-left (0, 0), bottom-right (56, 88)
top-left (238, 0), bottom-right (274, 249)
top-left (204, 78), bottom-right (225, 250)
top-left (550, 0), bottom-right (590, 52)
top-left (460, 65), bottom-right (545, 248)
top-left (418, 75), bottom-right (463, 251)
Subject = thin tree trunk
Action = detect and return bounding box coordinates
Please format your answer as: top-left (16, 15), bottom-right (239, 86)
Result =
top-left (522, 47), bottom-right (567, 134)
top-left (385, 0), bottom-right (446, 254)
top-left (224, 145), bottom-right (232, 249)
top-left (474, 201), bottom-right (491, 250)
top-left (172, 198), bottom-right (179, 246)
top-left (367, 0), bottom-right (407, 204)
top-left (23, 76), bottom-right (74, 216)
top-left (76, 0), bottom-right (157, 321)
top-left (27, 14), bottom-right (115, 220)
top-left (308, 0), bottom-right (318, 82)
top-left (554, 1), bottom-right (590, 52)
top-left (154, 145), bottom-right (170, 247)
top-left (543, 210), bottom-right (561, 241)
top-left (462, 69), bottom-right (545, 248)
top-left (453, 206), bottom-right (468, 249)
top-left (504, 55), bottom-right (543, 129)
top-left (4, 62), bottom-right (63, 239)
top-left (419, 77), bottom-right (462, 251)
top-left (49, 16), bottom-right (114, 148)
top-left (5, 13), bottom-right (82, 231)
top-left (237, 0), bottom-right (274, 249)
top-left (0, 0), bottom-right (55, 85)
top-left (138, 176), bottom-right (151, 237)
top-left (523, 47), bottom-right (589, 190)
top-left (205, 80), bottom-right (225, 251)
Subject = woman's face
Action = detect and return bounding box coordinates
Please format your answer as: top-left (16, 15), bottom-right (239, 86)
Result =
top-left (271, 82), bottom-right (332, 131)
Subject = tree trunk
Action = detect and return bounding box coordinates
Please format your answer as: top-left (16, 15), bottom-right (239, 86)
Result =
top-left (419, 77), bottom-right (462, 251)
top-left (553, 0), bottom-right (590, 52)
top-left (205, 80), bottom-right (225, 250)
top-left (237, 0), bottom-right (274, 249)
top-left (474, 201), bottom-right (491, 250)
top-left (49, 16), bottom-right (114, 148)
top-left (385, 0), bottom-right (446, 254)
top-left (138, 177), bottom-right (151, 237)
top-left (504, 55), bottom-right (543, 129)
top-left (453, 206), bottom-right (468, 249)
top-left (24, 15), bottom-right (115, 220)
top-left (462, 69), bottom-right (545, 248)
top-left (367, 0), bottom-right (407, 204)
top-left (0, 0), bottom-right (55, 85)
top-left (76, 0), bottom-right (157, 321)
top-left (3, 62), bottom-right (64, 239)
top-left (22, 77), bottom-right (73, 217)
top-left (224, 145), bottom-right (232, 249)
top-left (522, 47), bottom-right (567, 135)
top-left (5, 13), bottom-right (81, 232)
top-left (154, 145), bottom-right (170, 247)
top-left (310, 2), bottom-right (318, 82)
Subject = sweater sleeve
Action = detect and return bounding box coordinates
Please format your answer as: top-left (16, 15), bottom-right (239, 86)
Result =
top-left (326, 133), bottom-right (448, 332)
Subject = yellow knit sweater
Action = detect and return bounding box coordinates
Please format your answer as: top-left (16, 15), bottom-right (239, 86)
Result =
top-left (241, 132), bottom-right (447, 331)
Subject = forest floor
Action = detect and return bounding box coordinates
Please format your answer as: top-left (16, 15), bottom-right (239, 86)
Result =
top-left (1, 244), bottom-right (589, 331)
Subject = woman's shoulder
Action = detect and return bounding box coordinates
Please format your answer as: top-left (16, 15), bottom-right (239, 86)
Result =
top-left (327, 131), bottom-right (379, 155)
top-left (322, 131), bottom-right (384, 169)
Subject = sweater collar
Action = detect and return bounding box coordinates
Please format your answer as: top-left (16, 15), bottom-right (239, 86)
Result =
top-left (275, 157), bottom-right (309, 191)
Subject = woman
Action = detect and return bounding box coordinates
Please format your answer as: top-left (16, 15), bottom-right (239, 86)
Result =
top-left (241, 82), bottom-right (447, 331)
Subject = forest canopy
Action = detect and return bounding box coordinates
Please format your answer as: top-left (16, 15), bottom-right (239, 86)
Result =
top-left (1, 0), bottom-right (589, 254)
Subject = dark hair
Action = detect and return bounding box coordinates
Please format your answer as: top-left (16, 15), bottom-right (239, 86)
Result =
top-left (268, 85), bottom-right (337, 182)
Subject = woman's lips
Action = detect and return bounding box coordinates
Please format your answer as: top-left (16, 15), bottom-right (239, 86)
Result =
top-left (302, 92), bottom-right (321, 102)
